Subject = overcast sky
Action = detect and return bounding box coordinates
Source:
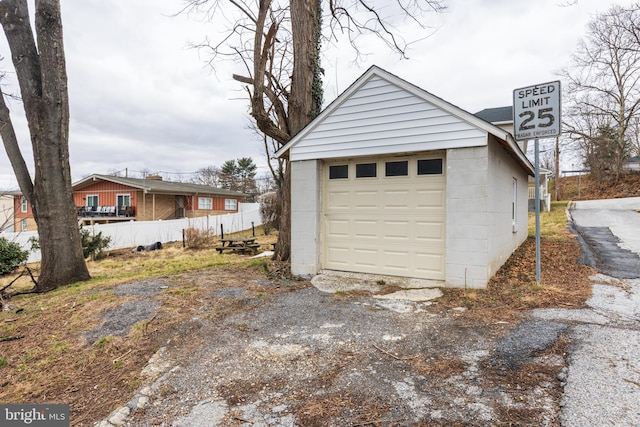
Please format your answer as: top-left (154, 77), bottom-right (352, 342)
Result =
top-left (0, 0), bottom-right (632, 190)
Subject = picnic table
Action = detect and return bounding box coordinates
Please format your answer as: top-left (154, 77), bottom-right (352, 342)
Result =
top-left (215, 237), bottom-right (261, 255)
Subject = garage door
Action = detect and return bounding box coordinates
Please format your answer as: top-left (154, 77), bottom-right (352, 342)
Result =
top-left (323, 154), bottom-right (446, 280)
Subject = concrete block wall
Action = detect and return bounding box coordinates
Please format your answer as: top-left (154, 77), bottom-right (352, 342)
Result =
top-left (486, 138), bottom-right (529, 278)
top-left (290, 160), bottom-right (323, 276)
top-left (445, 146), bottom-right (491, 288)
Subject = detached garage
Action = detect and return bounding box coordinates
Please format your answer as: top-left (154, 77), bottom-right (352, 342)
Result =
top-left (276, 66), bottom-right (533, 288)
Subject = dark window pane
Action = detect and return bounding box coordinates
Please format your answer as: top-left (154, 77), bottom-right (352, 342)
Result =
top-left (385, 161), bottom-right (408, 176)
top-left (329, 165), bottom-right (348, 179)
top-left (417, 159), bottom-right (443, 175)
top-left (356, 163), bottom-right (377, 178)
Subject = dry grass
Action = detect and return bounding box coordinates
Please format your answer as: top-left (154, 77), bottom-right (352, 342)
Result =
top-left (408, 356), bottom-right (467, 378)
top-left (0, 231), bottom-right (279, 426)
top-left (0, 204), bottom-right (598, 425)
top-left (556, 171), bottom-right (640, 201)
top-left (439, 202), bottom-right (594, 320)
top-left (294, 393), bottom-right (390, 427)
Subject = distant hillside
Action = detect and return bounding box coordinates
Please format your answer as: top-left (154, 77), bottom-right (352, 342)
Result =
top-left (552, 171), bottom-right (640, 201)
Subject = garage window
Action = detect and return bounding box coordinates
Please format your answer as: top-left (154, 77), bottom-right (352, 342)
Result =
top-left (356, 163), bottom-right (377, 178)
top-left (385, 161), bottom-right (408, 176)
top-left (329, 165), bottom-right (349, 179)
top-left (417, 159), bottom-right (443, 175)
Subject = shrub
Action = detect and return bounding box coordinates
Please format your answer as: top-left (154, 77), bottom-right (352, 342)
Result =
top-left (80, 229), bottom-right (111, 260)
top-left (259, 192), bottom-right (279, 235)
top-left (0, 237), bottom-right (29, 275)
top-left (184, 227), bottom-right (215, 249)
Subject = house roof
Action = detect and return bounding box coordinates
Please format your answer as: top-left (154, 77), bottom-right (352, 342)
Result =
top-left (275, 66), bottom-right (533, 175)
top-left (72, 174), bottom-right (246, 197)
top-left (474, 106), bottom-right (513, 125)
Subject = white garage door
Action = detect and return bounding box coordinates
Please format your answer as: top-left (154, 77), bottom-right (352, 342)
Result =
top-left (323, 154), bottom-right (446, 280)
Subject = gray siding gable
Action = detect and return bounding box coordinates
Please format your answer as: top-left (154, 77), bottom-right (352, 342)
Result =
top-left (277, 66), bottom-right (532, 175)
top-left (289, 75), bottom-right (486, 161)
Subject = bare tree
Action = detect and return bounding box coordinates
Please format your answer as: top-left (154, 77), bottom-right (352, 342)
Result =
top-left (630, 115), bottom-right (640, 157)
top-left (184, 0), bottom-right (445, 261)
top-left (255, 172), bottom-right (276, 195)
top-left (192, 165), bottom-right (222, 187)
top-left (560, 3), bottom-right (640, 180)
top-left (540, 146), bottom-right (555, 172)
top-left (0, 0), bottom-right (90, 291)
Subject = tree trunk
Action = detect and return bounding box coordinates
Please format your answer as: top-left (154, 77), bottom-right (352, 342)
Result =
top-left (0, 0), bottom-right (90, 291)
top-left (272, 0), bottom-right (321, 262)
top-left (275, 166), bottom-right (291, 261)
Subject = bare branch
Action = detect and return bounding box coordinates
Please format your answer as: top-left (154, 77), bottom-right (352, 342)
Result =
top-left (560, 3), bottom-right (640, 179)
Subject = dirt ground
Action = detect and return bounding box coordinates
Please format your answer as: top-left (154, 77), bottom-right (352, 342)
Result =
top-left (121, 275), bottom-right (570, 427)
top-left (0, 234), bottom-right (593, 426)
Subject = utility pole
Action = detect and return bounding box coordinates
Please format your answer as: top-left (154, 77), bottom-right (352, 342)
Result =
top-left (535, 138), bottom-right (541, 283)
top-left (554, 136), bottom-right (560, 201)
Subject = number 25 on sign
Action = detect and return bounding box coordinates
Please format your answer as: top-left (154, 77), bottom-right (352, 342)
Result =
top-left (513, 81), bottom-right (561, 141)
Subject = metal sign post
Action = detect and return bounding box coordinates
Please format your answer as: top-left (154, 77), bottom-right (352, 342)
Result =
top-left (513, 81), bottom-right (561, 284)
top-left (534, 138), bottom-right (541, 282)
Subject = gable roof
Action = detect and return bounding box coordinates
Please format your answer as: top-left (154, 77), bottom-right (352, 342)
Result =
top-left (72, 174), bottom-right (246, 197)
top-left (276, 66), bottom-right (532, 174)
top-left (474, 106), bottom-right (513, 125)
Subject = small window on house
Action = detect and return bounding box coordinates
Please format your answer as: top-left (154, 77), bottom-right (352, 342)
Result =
top-left (356, 163), bottom-right (377, 178)
top-left (329, 165), bottom-right (349, 179)
top-left (225, 199), bottom-right (237, 211)
top-left (512, 178), bottom-right (517, 232)
top-left (21, 219), bottom-right (27, 231)
top-left (21, 197), bottom-right (27, 213)
top-left (198, 197), bottom-right (213, 210)
top-left (417, 159), bottom-right (443, 175)
top-left (86, 195), bottom-right (99, 208)
top-left (385, 161), bottom-right (408, 177)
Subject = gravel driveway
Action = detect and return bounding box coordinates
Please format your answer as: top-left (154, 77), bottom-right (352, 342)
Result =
top-left (93, 198), bottom-right (640, 427)
top-left (96, 274), bottom-right (567, 427)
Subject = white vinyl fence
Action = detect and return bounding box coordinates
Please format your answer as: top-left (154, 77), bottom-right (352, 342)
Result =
top-left (1, 203), bottom-right (261, 263)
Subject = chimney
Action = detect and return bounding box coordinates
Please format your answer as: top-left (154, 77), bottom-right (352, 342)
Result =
top-left (146, 174), bottom-right (163, 181)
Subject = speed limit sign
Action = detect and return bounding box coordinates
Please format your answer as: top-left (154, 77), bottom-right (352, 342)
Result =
top-left (513, 81), bottom-right (561, 141)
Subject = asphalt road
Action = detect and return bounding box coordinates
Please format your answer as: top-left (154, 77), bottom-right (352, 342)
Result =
top-left (569, 197), bottom-right (640, 279)
top-left (533, 197), bottom-right (640, 427)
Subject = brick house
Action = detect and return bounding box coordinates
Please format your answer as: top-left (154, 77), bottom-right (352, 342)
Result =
top-left (12, 174), bottom-right (246, 230)
top-left (11, 193), bottom-right (37, 232)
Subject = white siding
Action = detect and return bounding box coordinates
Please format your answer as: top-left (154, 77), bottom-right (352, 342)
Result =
top-left (0, 195), bottom-right (12, 232)
top-left (486, 137), bottom-right (529, 278)
top-left (290, 76), bottom-right (486, 161)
